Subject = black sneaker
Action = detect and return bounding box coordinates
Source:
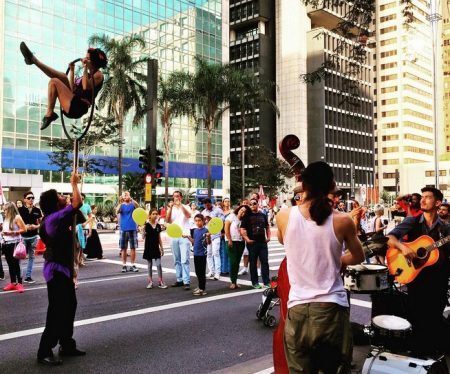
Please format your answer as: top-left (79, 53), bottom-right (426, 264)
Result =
top-left (171, 281), bottom-right (183, 287)
top-left (121, 266), bottom-right (127, 273)
top-left (24, 277), bottom-right (36, 284)
top-left (183, 284), bottom-right (191, 290)
top-left (129, 265), bottom-right (139, 272)
top-left (41, 112), bottom-right (59, 130)
top-left (20, 42), bottom-right (35, 65)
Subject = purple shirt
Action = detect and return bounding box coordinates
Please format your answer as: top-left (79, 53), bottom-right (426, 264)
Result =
top-left (42, 205), bottom-right (74, 282)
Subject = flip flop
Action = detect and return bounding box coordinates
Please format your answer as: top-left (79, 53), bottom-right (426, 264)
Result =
top-left (20, 42), bottom-right (34, 65)
top-left (41, 112), bottom-right (59, 130)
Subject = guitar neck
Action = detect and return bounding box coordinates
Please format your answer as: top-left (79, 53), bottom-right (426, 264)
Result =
top-left (427, 234), bottom-right (450, 251)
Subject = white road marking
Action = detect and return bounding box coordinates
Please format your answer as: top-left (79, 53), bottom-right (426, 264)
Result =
top-left (0, 288), bottom-right (263, 341)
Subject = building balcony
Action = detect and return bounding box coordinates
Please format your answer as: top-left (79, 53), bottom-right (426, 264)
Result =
top-left (307, 1), bottom-right (370, 34)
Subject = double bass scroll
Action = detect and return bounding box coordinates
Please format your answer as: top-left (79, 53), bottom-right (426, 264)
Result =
top-left (278, 135), bottom-right (305, 183)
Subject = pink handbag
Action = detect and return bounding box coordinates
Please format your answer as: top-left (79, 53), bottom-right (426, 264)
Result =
top-left (13, 240), bottom-right (27, 259)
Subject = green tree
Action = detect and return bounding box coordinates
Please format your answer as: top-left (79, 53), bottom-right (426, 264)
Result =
top-left (123, 172), bottom-right (144, 203)
top-left (158, 72), bottom-right (193, 206)
top-left (189, 57), bottom-right (234, 198)
top-left (228, 68), bottom-right (279, 200)
top-left (88, 33), bottom-right (149, 197)
top-left (47, 114), bottom-right (120, 177)
top-left (230, 145), bottom-right (292, 200)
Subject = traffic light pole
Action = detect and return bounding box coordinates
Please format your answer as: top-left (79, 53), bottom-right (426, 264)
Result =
top-left (147, 59), bottom-right (158, 176)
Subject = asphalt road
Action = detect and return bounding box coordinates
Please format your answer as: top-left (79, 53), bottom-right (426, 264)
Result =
top-left (0, 232), bottom-right (448, 373)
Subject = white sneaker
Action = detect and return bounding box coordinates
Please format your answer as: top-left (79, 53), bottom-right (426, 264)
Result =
top-left (257, 268), bottom-right (261, 277)
top-left (146, 282), bottom-right (153, 289)
top-left (238, 267), bottom-right (248, 276)
top-left (214, 275), bottom-right (220, 281)
top-left (207, 273), bottom-right (215, 279)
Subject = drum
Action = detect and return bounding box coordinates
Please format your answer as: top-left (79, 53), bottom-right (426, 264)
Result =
top-left (370, 315), bottom-right (412, 353)
top-left (362, 348), bottom-right (448, 373)
top-left (344, 264), bottom-right (388, 293)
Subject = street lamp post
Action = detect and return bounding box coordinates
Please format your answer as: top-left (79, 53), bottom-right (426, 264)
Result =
top-left (428, 0), bottom-right (442, 188)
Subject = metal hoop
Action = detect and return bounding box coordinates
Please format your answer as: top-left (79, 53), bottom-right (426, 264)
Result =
top-left (60, 58), bottom-right (96, 143)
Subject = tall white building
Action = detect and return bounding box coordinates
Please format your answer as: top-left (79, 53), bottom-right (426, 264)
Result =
top-left (375, 0), bottom-right (434, 193)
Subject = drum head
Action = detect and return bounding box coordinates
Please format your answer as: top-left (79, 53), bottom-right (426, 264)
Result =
top-left (372, 315), bottom-right (411, 330)
top-left (362, 264), bottom-right (387, 271)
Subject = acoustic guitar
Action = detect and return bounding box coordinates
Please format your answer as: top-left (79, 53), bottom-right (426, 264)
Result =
top-left (386, 234), bottom-right (450, 284)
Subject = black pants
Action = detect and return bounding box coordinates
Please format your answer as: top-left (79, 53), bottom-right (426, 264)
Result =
top-left (38, 272), bottom-right (77, 358)
top-left (0, 244), bottom-right (4, 278)
top-left (194, 256), bottom-right (207, 290)
top-left (248, 242), bottom-right (270, 286)
top-left (3, 242), bottom-right (22, 283)
top-left (407, 269), bottom-right (448, 355)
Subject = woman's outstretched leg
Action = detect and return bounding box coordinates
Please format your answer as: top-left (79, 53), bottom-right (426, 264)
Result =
top-left (20, 42), bottom-right (70, 87)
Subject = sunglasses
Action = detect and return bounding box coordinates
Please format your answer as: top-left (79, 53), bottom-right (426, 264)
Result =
top-left (26, 196), bottom-right (34, 200)
top-left (250, 202), bottom-right (258, 206)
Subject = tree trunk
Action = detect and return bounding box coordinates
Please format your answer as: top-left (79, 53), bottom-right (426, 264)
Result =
top-left (207, 124), bottom-right (212, 199)
top-left (240, 114), bottom-right (246, 200)
top-left (164, 121), bottom-right (170, 207)
top-left (118, 121), bottom-right (123, 197)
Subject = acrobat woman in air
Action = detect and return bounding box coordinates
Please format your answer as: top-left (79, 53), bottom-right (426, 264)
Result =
top-left (20, 42), bottom-right (107, 130)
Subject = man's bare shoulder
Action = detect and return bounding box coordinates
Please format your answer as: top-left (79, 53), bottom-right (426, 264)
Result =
top-left (332, 210), bottom-right (353, 226)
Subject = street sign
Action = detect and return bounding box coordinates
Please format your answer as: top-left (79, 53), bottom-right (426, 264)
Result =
top-left (145, 174), bottom-right (152, 184)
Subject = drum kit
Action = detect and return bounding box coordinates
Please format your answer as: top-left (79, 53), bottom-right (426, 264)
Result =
top-left (344, 235), bottom-right (449, 373)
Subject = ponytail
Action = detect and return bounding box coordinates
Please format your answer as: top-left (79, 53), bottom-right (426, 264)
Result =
top-left (308, 195), bottom-right (333, 226)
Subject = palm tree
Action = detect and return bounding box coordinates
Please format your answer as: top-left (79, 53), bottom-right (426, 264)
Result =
top-left (158, 72), bottom-right (193, 206)
top-left (88, 33), bottom-right (149, 196)
top-left (228, 69), bottom-right (280, 199)
top-left (190, 57), bottom-right (233, 198)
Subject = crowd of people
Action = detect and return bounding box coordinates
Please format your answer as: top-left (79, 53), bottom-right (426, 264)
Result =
top-left (1, 170), bottom-right (449, 368)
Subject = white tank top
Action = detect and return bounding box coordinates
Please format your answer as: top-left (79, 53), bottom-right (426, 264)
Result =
top-left (2, 217), bottom-right (21, 243)
top-left (284, 207), bottom-right (348, 308)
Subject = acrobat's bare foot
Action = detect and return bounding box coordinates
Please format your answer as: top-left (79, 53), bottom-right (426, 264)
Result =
top-left (20, 42), bottom-right (35, 65)
top-left (41, 112), bottom-right (59, 130)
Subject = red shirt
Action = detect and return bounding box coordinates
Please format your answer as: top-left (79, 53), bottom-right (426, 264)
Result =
top-left (398, 200), bottom-right (422, 217)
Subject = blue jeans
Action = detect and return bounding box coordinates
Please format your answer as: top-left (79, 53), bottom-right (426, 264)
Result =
top-left (248, 242), bottom-right (270, 286)
top-left (220, 238), bottom-right (230, 273)
top-left (171, 237), bottom-right (191, 285)
top-left (23, 236), bottom-right (38, 278)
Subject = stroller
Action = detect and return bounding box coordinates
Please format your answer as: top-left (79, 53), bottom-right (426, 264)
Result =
top-left (256, 276), bottom-right (280, 327)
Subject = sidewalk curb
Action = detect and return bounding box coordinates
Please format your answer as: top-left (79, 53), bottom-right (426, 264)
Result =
top-left (210, 354), bottom-right (273, 374)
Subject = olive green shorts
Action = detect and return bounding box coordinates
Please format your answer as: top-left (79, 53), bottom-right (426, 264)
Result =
top-left (284, 302), bottom-right (352, 373)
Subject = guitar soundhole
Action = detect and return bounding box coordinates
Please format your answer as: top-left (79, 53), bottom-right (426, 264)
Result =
top-left (416, 247), bottom-right (427, 259)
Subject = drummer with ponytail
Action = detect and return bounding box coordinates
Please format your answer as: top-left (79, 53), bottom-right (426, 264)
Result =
top-left (276, 161), bottom-right (364, 373)
top-left (301, 162), bottom-right (334, 225)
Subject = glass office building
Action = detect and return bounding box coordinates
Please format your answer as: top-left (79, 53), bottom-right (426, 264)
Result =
top-left (0, 0), bottom-right (225, 202)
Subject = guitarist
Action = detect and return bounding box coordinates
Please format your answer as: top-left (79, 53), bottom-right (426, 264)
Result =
top-left (387, 187), bottom-right (450, 356)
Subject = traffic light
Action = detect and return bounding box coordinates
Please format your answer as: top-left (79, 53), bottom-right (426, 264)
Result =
top-left (139, 146), bottom-right (152, 174)
top-left (155, 149), bottom-right (164, 171)
top-left (154, 172), bottom-right (163, 186)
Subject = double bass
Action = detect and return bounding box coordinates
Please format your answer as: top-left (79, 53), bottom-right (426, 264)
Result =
top-left (273, 135), bottom-right (306, 373)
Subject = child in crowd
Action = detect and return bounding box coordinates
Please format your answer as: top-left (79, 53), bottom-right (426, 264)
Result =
top-left (185, 214), bottom-right (210, 296)
top-left (84, 205), bottom-right (104, 260)
top-left (142, 208), bottom-right (167, 289)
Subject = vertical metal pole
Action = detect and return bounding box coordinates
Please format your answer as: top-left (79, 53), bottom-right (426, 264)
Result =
top-left (429, 0), bottom-right (441, 188)
top-left (72, 139), bottom-right (79, 255)
top-left (350, 163), bottom-right (355, 198)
